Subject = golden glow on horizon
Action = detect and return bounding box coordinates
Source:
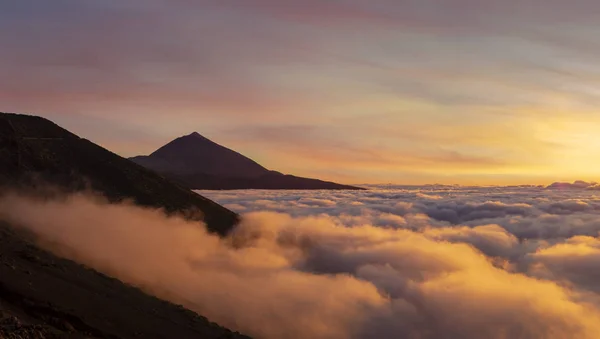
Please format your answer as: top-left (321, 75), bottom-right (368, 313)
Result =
top-left (4, 1), bottom-right (600, 185)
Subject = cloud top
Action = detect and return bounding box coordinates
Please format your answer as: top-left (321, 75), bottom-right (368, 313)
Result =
top-left (3, 186), bottom-right (600, 338)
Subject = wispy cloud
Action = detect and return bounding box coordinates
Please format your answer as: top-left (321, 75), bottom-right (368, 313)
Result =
top-left (3, 1), bottom-right (600, 183)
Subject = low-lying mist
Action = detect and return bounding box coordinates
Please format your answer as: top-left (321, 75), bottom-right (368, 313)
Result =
top-left (2, 189), bottom-right (600, 339)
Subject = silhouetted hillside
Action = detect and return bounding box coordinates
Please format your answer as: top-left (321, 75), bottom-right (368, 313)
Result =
top-left (0, 112), bottom-right (248, 338)
top-left (0, 223), bottom-right (250, 338)
top-left (131, 132), bottom-right (364, 190)
top-left (0, 113), bottom-right (239, 235)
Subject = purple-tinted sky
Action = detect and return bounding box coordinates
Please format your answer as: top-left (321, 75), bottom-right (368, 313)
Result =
top-left (3, 0), bottom-right (600, 184)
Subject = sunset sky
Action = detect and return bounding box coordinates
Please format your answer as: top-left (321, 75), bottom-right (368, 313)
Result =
top-left (2, 1), bottom-right (600, 185)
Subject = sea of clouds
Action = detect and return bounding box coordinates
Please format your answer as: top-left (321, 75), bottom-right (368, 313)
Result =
top-left (3, 183), bottom-right (600, 338)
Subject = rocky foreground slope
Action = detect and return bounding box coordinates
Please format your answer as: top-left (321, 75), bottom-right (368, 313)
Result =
top-left (0, 113), bottom-right (248, 338)
top-left (0, 113), bottom-right (238, 235)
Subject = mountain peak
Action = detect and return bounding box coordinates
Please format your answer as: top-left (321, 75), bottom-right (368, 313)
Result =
top-left (184, 131), bottom-right (208, 140)
top-left (179, 131), bottom-right (214, 144)
top-left (143, 131), bottom-right (270, 178)
top-left (131, 131), bottom-right (364, 190)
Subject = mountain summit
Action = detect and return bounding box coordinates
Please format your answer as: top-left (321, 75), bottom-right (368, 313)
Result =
top-left (131, 132), bottom-right (364, 190)
top-left (139, 132), bottom-right (269, 178)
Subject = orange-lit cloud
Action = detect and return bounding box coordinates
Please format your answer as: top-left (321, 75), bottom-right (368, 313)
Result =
top-left (4, 191), bottom-right (600, 338)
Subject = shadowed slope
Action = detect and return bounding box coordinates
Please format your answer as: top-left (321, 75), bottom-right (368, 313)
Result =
top-left (0, 113), bottom-right (239, 235)
top-left (0, 112), bottom-right (249, 338)
top-left (0, 223), bottom-right (250, 338)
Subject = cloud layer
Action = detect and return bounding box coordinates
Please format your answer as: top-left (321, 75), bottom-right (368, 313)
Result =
top-left (2, 186), bottom-right (600, 338)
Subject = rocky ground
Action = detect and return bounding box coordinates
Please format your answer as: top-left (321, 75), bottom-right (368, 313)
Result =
top-left (0, 223), bottom-right (249, 339)
top-left (0, 112), bottom-right (250, 338)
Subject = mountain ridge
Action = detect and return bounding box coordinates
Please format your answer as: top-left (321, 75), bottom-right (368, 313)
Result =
top-left (0, 114), bottom-right (239, 235)
top-left (131, 132), bottom-right (365, 190)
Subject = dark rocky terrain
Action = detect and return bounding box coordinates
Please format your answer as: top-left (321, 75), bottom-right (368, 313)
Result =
top-left (0, 113), bottom-right (238, 236)
top-left (131, 132), bottom-right (364, 190)
top-left (0, 224), bottom-right (249, 339)
top-left (0, 113), bottom-right (248, 338)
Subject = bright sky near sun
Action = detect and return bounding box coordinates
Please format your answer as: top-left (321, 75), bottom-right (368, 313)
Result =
top-left (2, 0), bottom-right (600, 185)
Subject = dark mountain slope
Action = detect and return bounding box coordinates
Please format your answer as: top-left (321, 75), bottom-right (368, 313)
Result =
top-left (170, 171), bottom-right (364, 190)
top-left (131, 132), bottom-right (364, 190)
top-left (0, 223), bottom-right (249, 338)
top-left (0, 113), bottom-right (239, 235)
top-left (0, 112), bottom-right (249, 338)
